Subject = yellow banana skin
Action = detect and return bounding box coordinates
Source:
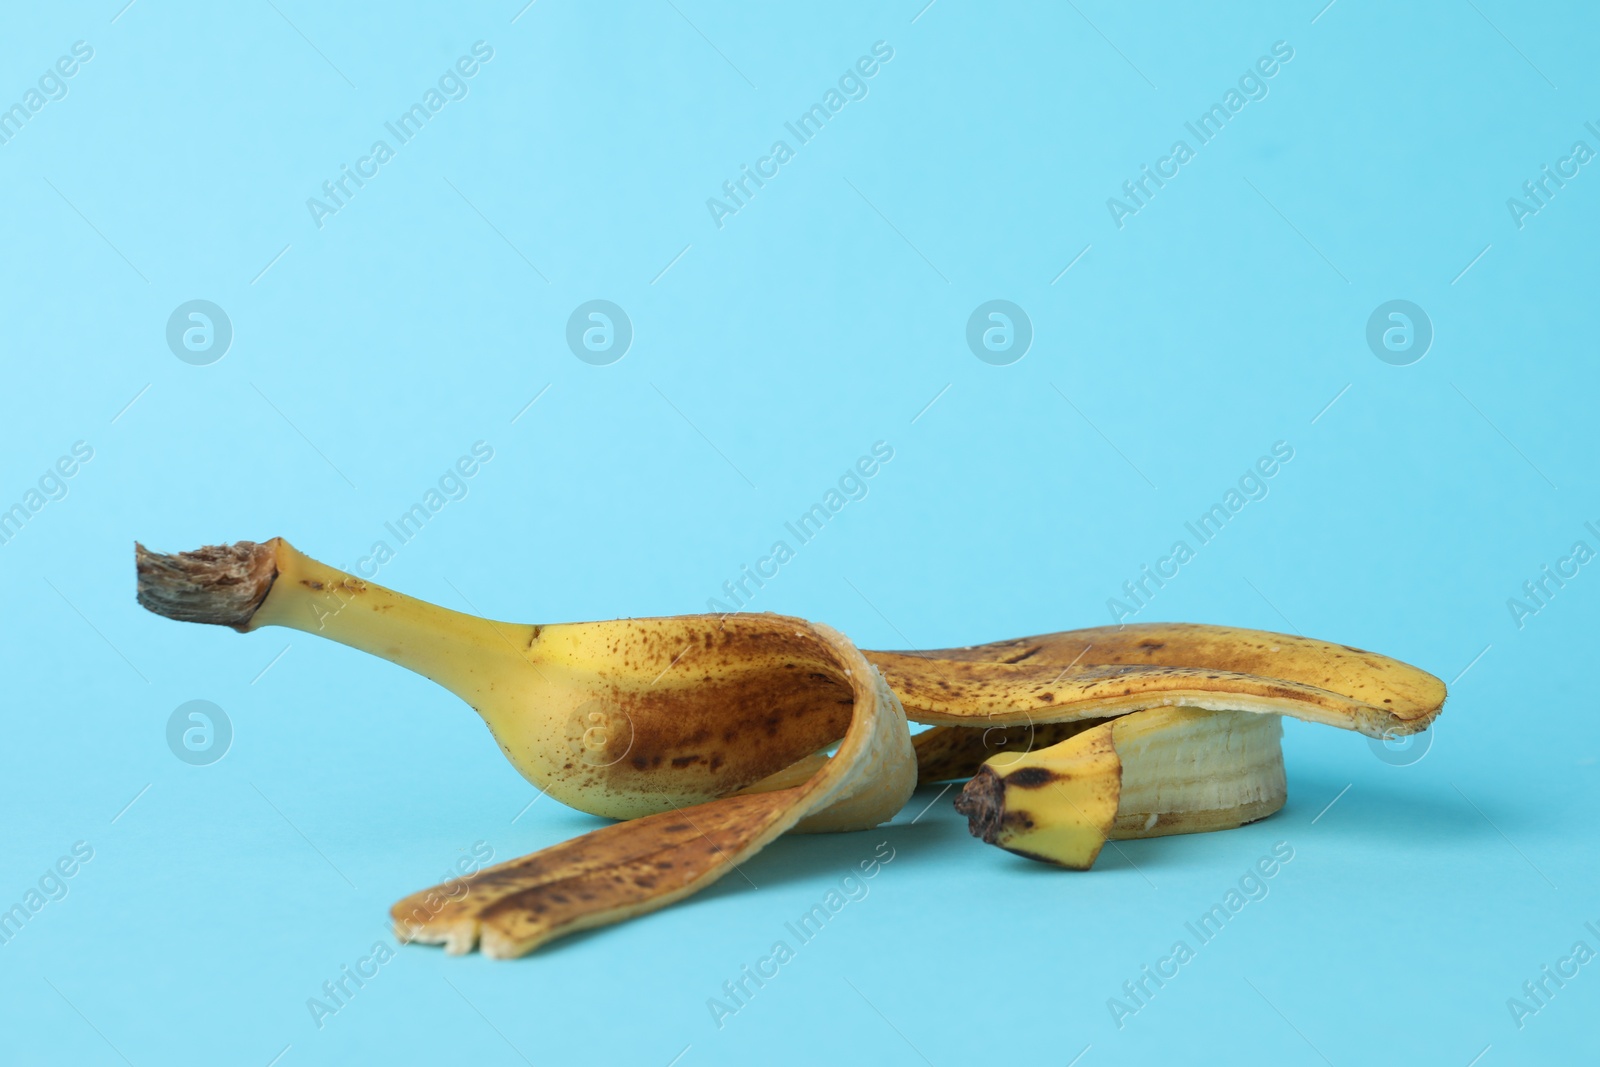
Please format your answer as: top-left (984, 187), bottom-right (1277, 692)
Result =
top-left (954, 708), bottom-right (1287, 868)
top-left (956, 723), bottom-right (1123, 869)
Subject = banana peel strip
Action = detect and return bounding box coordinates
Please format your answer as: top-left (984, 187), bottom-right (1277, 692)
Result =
top-left (868, 623), bottom-right (1446, 739)
top-left (391, 622), bottom-right (917, 959)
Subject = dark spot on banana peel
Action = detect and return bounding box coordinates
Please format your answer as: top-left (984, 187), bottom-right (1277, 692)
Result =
top-left (1005, 766), bottom-right (1058, 788)
top-left (1001, 811), bottom-right (1036, 830)
top-left (566, 621), bottom-right (858, 801)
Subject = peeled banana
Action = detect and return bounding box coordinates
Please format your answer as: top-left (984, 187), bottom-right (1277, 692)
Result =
top-left (134, 537), bottom-right (1446, 957)
top-left (954, 708), bottom-right (1287, 868)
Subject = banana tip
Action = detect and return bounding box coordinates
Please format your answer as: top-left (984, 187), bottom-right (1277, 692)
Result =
top-left (134, 539), bottom-right (279, 628)
top-left (954, 767), bottom-right (1005, 844)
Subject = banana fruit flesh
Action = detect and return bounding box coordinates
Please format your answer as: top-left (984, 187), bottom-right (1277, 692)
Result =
top-left (1113, 708), bottom-right (1285, 839)
top-left (954, 708), bottom-right (1286, 868)
top-left (134, 537), bottom-right (1446, 957)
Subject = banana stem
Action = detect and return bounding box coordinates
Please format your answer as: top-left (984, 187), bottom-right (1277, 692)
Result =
top-left (137, 538), bottom-right (538, 709)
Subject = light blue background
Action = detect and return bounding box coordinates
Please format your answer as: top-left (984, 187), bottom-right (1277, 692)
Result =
top-left (2, 1), bottom-right (1595, 1064)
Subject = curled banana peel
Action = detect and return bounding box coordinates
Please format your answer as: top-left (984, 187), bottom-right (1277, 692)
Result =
top-left (135, 538), bottom-right (1446, 958)
top-left (385, 620), bottom-right (914, 958)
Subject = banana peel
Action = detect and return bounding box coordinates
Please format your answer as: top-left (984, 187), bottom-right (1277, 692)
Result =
top-left (136, 538), bottom-right (915, 958)
top-left (387, 617), bottom-right (915, 957)
top-left (869, 624), bottom-right (1444, 739)
top-left (135, 538), bottom-right (1446, 957)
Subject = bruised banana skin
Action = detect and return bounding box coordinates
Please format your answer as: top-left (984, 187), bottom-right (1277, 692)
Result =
top-left (954, 708), bottom-right (1287, 868)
